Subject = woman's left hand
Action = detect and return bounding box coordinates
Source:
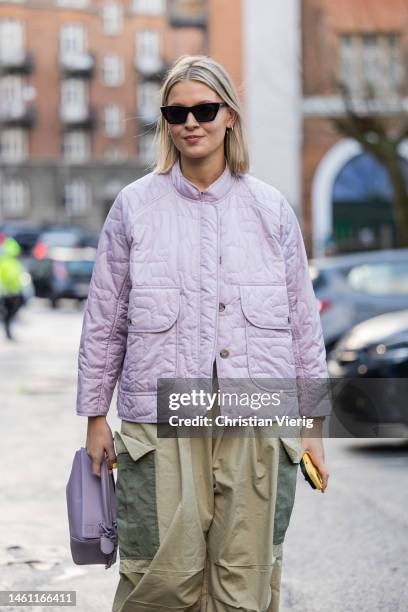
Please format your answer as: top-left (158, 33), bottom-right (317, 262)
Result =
top-left (301, 419), bottom-right (329, 493)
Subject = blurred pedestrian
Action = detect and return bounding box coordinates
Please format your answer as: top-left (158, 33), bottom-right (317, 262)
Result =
top-left (0, 235), bottom-right (25, 340)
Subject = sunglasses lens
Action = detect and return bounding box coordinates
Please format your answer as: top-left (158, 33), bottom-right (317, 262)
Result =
top-left (193, 103), bottom-right (219, 122)
top-left (161, 103), bottom-right (222, 124)
top-left (161, 106), bottom-right (187, 124)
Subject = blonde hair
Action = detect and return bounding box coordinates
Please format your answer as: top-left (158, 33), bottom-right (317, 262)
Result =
top-left (150, 54), bottom-right (249, 175)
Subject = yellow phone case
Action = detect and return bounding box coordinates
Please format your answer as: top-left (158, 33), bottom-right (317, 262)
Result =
top-left (301, 452), bottom-right (323, 491)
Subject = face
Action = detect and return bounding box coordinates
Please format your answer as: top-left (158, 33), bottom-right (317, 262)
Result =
top-left (164, 80), bottom-right (236, 161)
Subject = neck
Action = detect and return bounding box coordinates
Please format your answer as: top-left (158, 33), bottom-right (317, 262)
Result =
top-left (179, 151), bottom-right (226, 191)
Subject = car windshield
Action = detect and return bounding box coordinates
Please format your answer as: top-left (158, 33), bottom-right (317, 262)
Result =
top-left (40, 231), bottom-right (82, 247)
top-left (347, 261), bottom-right (408, 295)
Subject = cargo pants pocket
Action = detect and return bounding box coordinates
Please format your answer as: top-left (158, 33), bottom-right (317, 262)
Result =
top-left (114, 431), bottom-right (160, 561)
top-left (273, 437), bottom-right (300, 546)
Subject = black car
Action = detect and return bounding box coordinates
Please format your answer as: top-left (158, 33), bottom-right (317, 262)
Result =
top-left (328, 310), bottom-right (408, 433)
top-left (30, 245), bottom-right (96, 308)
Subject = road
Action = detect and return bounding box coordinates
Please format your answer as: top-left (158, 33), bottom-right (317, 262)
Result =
top-left (1, 298), bottom-right (407, 612)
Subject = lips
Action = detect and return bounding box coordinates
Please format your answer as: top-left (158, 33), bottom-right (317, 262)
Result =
top-left (184, 136), bottom-right (204, 142)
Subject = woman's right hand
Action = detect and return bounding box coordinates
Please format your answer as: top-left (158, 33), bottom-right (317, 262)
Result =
top-left (86, 416), bottom-right (117, 477)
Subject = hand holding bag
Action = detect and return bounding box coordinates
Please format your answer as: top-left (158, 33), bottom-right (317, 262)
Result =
top-left (66, 447), bottom-right (118, 569)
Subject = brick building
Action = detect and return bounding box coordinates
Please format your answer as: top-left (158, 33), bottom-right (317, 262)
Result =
top-left (0, 0), bottom-right (213, 228)
top-left (3, 0), bottom-right (405, 255)
top-left (302, 0), bottom-right (408, 255)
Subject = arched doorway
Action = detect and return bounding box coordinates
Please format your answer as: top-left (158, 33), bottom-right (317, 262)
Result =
top-left (332, 152), bottom-right (408, 253)
top-left (311, 138), bottom-right (408, 256)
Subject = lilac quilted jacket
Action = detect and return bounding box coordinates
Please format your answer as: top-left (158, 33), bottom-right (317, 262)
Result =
top-left (76, 158), bottom-right (330, 422)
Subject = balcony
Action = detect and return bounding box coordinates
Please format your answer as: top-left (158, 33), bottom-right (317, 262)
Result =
top-left (60, 104), bottom-right (96, 129)
top-left (59, 52), bottom-right (95, 78)
top-left (167, 0), bottom-right (207, 28)
top-left (0, 51), bottom-right (34, 75)
top-left (0, 104), bottom-right (36, 128)
top-left (134, 55), bottom-right (168, 80)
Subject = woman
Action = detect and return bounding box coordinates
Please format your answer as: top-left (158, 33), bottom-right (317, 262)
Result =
top-left (77, 54), bottom-right (330, 612)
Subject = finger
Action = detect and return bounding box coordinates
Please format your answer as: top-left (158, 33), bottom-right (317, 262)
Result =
top-left (92, 459), bottom-right (101, 478)
top-left (106, 444), bottom-right (117, 470)
top-left (311, 454), bottom-right (329, 493)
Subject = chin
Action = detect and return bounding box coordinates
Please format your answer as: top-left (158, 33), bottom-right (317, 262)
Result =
top-left (181, 148), bottom-right (210, 159)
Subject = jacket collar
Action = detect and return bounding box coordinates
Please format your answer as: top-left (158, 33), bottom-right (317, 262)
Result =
top-left (170, 157), bottom-right (235, 202)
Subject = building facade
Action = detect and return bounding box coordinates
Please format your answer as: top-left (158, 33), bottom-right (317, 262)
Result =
top-left (4, 0), bottom-right (404, 255)
top-left (302, 0), bottom-right (408, 255)
top-left (0, 0), bottom-right (208, 228)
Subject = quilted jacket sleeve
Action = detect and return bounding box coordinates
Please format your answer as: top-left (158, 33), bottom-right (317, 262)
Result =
top-left (76, 190), bottom-right (131, 417)
top-left (280, 196), bottom-right (332, 417)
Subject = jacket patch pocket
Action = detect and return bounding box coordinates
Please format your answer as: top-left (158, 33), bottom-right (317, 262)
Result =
top-left (240, 285), bottom-right (296, 392)
top-left (114, 431), bottom-right (160, 561)
top-left (273, 438), bottom-right (299, 546)
top-left (120, 286), bottom-right (180, 394)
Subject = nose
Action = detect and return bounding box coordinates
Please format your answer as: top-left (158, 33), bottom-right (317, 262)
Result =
top-left (184, 111), bottom-right (199, 128)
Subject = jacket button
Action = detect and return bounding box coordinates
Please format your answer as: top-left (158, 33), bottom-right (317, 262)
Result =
top-left (219, 302), bottom-right (226, 312)
top-left (220, 348), bottom-right (229, 358)
top-left (127, 318), bottom-right (132, 325)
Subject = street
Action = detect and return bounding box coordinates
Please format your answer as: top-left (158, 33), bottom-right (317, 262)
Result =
top-left (1, 299), bottom-right (407, 612)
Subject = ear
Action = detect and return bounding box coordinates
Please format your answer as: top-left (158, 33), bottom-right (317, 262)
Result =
top-left (226, 108), bottom-right (237, 129)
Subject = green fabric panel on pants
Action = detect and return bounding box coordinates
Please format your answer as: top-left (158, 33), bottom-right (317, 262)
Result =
top-left (273, 442), bottom-right (298, 546)
top-left (116, 450), bottom-right (160, 560)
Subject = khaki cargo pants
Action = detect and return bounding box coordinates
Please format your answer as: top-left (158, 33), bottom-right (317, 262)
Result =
top-left (112, 374), bottom-right (300, 612)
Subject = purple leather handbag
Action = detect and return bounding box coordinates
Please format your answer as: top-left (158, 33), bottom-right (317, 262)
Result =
top-left (66, 447), bottom-right (118, 569)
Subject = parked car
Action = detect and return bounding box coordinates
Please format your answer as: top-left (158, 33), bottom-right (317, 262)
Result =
top-left (30, 245), bottom-right (96, 308)
top-left (32, 227), bottom-right (89, 253)
top-left (310, 248), bottom-right (408, 351)
top-left (327, 310), bottom-right (408, 433)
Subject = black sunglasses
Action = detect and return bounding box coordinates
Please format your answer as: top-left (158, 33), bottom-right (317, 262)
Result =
top-left (160, 102), bottom-right (227, 124)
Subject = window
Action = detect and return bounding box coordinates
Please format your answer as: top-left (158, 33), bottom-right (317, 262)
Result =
top-left (59, 23), bottom-right (86, 57)
top-left (137, 30), bottom-right (160, 61)
top-left (63, 131), bottom-right (90, 162)
top-left (133, 0), bottom-right (165, 15)
top-left (56, 0), bottom-right (89, 7)
top-left (138, 131), bottom-right (157, 164)
top-left (168, 0), bottom-right (207, 26)
top-left (0, 179), bottom-right (30, 217)
top-left (135, 30), bottom-right (162, 75)
top-left (104, 105), bottom-right (124, 137)
top-left (138, 81), bottom-right (160, 121)
top-left (0, 128), bottom-right (28, 162)
top-left (102, 54), bottom-right (124, 87)
top-left (102, 3), bottom-right (123, 36)
top-left (339, 33), bottom-right (404, 98)
top-left (64, 180), bottom-right (90, 216)
top-left (60, 79), bottom-right (89, 122)
top-left (347, 262), bottom-right (408, 296)
top-left (61, 79), bottom-right (87, 110)
top-left (0, 19), bottom-right (24, 63)
top-left (0, 75), bottom-right (24, 117)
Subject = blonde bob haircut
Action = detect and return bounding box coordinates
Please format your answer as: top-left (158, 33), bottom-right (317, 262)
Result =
top-left (152, 54), bottom-right (249, 176)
